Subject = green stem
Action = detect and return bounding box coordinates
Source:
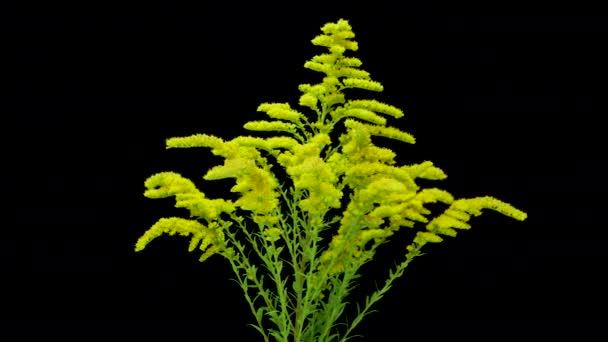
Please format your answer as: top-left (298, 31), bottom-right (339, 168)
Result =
top-left (223, 227), bottom-right (272, 342)
top-left (339, 245), bottom-right (424, 342)
top-left (228, 213), bottom-right (294, 340)
top-left (317, 269), bottom-right (357, 342)
top-left (289, 193), bottom-right (307, 342)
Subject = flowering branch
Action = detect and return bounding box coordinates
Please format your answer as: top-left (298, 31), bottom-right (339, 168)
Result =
top-left (136, 19), bottom-right (527, 341)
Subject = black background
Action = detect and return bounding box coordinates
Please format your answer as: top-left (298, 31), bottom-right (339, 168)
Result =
top-left (3, 2), bottom-right (607, 338)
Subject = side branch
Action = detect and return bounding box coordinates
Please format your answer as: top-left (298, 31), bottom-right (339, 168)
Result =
top-left (339, 244), bottom-right (424, 342)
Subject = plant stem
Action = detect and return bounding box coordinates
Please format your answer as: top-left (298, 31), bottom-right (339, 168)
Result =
top-left (339, 245), bottom-right (423, 342)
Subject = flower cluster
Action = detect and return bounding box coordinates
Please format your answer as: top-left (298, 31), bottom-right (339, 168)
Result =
top-left (136, 18), bottom-right (527, 342)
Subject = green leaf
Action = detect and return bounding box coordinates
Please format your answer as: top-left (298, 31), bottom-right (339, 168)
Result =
top-left (255, 307), bottom-right (265, 322)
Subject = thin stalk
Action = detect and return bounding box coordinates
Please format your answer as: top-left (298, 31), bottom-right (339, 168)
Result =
top-left (339, 245), bottom-right (424, 342)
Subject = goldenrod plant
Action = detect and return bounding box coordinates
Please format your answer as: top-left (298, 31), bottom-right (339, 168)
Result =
top-left (136, 19), bottom-right (527, 341)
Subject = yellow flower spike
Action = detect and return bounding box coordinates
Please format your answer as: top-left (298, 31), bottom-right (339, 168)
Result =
top-left (244, 120), bottom-right (297, 133)
top-left (402, 161), bottom-right (448, 180)
top-left (262, 227), bottom-right (283, 242)
top-left (288, 157), bottom-right (332, 180)
top-left (341, 108), bottom-right (387, 125)
top-left (363, 214), bottom-right (385, 228)
top-left (136, 217), bottom-right (200, 252)
top-left (324, 93), bottom-right (346, 107)
top-left (280, 133), bottom-right (330, 170)
top-left (304, 61), bottom-right (333, 74)
top-left (286, 149), bottom-right (342, 216)
top-left (257, 103), bottom-right (304, 122)
top-left (444, 208), bottom-right (471, 221)
top-left (318, 235), bottom-right (356, 274)
top-left (300, 185), bottom-right (341, 213)
top-left (426, 215), bottom-right (470, 237)
top-left (345, 99), bottom-right (405, 119)
top-left (389, 215), bottom-right (416, 230)
top-left (335, 67), bottom-right (371, 80)
top-left (344, 162), bottom-right (418, 191)
top-left (422, 195), bottom-right (527, 241)
top-left (319, 182), bottom-right (342, 203)
top-left (276, 150), bottom-right (295, 167)
top-left (144, 172), bottom-right (234, 222)
top-left (311, 84), bottom-right (330, 96)
top-left (413, 188), bottom-right (455, 205)
top-left (414, 231), bottom-right (444, 245)
top-left (311, 31), bottom-right (358, 53)
top-left (254, 215), bottom-right (280, 226)
top-left (144, 172), bottom-right (197, 199)
top-left (350, 120), bottom-right (416, 144)
top-left (236, 190), bottom-right (279, 213)
top-left (330, 44), bottom-right (347, 56)
top-left (203, 155), bottom-right (281, 217)
top-left (177, 137), bottom-right (261, 160)
top-left (402, 209), bottom-right (430, 223)
top-left (334, 30), bottom-right (356, 40)
top-left (311, 35), bottom-right (334, 48)
top-left (338, 57), bottom-right (362, 69)
top-left (299, 93), bottom-right (318, 109)
top-left (368, 204), bottom-right (402, 220)
top-left (364, 146), bottom-right (397, 164)
top-left (204, 158), bottom-right (256, 180)
top-left (338, 40), bottom-right (358, 51)
top-left (230, 178), bottom-right (252, 193)
top-left (453, 196), bottom-right (528, 221)
top-left (321, 19), bottom-right (353, 34)
top-left (136, 217), bottom-right (224, 262)
top-left (298, 83), bottom-right (312, 93)
top-left (166, 133), bottom-right (224, 149)
top-left (199, 245), bottom-right (220, 262)
top-left (350, 129), bottom-right (372, 149)
top-left (357, 178), bottom-right (408, 206)
top-left (266, 137), bottom-right (299, 150)
top-left (231, 136), bottom-right (299, 153)
top-left (188, 231), bottom-right (204, 252)
top-left (323, 76), bottom-right (341, 87)
top-left (230, 136), bottom-right (270, 151)
top-left (326, 152), bottom-right (349, 175)
top-left (342, 78), bottom-right (384, 92)
top-left (177, 196), bottom-right (235, 222)
top-left (335, 19), bottom-right (353, 32)
top-left (407, 199), bottom-right (432, 216)
top-left (357, 229), bottom-right (392, 246)
top-left (342, 144), bottom-right (397, 165)
top-left (311, 53), bottom-right (338, 64)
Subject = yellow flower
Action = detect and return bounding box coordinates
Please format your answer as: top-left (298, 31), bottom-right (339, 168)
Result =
top-left (139, 18), bottom-right (529, 292)
top-left (344, 119), bottom-right (415, 144)
top-left (257, 103), bottom-right (304, 122)
top-left (414, 231), bottom-right (443, 244)
top-left (204, 158), bottom-right (256, 180)
top-left (337, 56), bottom-right (362, 68)
top-left (299, 93), bottom-right (318, 109)
top-left (143, 172), bottom-right (234, 222)
top-left (304, 61), bottom-right (332, 74)
top-left (166, 133), bottom-right (224, 149)
top-left (311, 53), bottom-right (338, 64)
top-left (401, 161), bottom-right (447, 180)
top-left (244, 120), bottom-right (296, 133)
top-left (262, 227), bottom-right (283, 242)
top-left (340, 108), bottom-right (387, 125)
top-left (334, 67), bottom-right (370, 80)
top-left (135, 217), bottom-right (225, 262)
top-left (345, 99), bottom-right (404, 118)
top-left (342, 78), bottom-right (384, 92)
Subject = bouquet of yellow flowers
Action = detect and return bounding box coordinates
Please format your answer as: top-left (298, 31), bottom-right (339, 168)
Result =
top-left (136, 19), bottom-right (527, 342)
